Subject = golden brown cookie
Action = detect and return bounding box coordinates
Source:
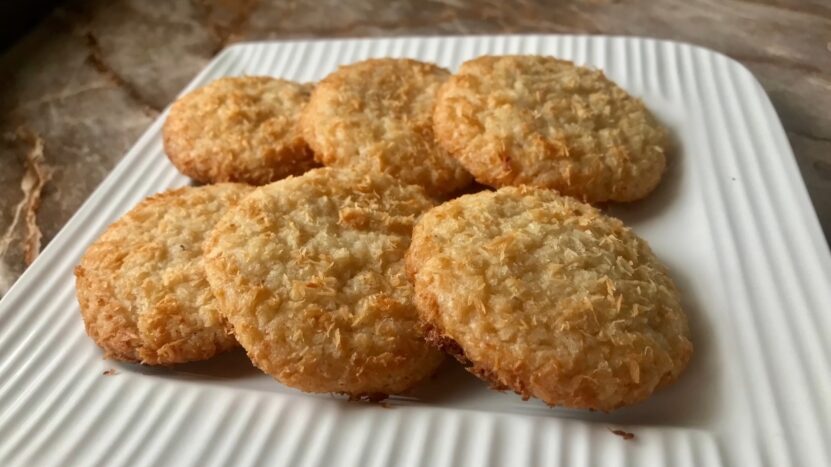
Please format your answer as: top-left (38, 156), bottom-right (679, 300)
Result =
top-left (406, 186), bottom-right (692, 411)
top-left (204, 168), bottom-right (444, 398)
top-left (75, 184), bottom-right (253, 364)
top-left (163, 76), bottom-right (317, 185)
top-left (433, 56), bottom-right (669, 203)
top-left (300, 59), bottom-right (471, 197)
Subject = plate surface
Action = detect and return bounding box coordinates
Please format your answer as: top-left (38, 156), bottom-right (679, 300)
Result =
top-left (0, 35), bottom-right (829, 467)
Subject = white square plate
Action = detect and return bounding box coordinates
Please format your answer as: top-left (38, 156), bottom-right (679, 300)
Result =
top-left (1, 35), bottom-right (829, 467)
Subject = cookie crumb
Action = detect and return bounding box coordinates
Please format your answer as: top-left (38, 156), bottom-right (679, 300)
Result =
top-left (608, 427), bottom-right (635, 440)
top-left (102, 368), bottom-right (118, 376)
top-left (347, 392), bottom-right (390, 403)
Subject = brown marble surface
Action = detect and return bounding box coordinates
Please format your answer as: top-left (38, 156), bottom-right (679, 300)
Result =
top-left (1, 0), bottom-right (829, 295)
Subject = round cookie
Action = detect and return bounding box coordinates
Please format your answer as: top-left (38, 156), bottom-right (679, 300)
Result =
top-left (406, 186), bottom-right (692, 411)
top-left (204, 168), bottom-right (444, 398)
top-left (163, 76), bottom-right (317, 185)
top-left (433, 56), bottom-right (669, 203)
top-left (300, 58), bottom-right (471, 197)
top-left (75, 183), bottom-right (253, 364)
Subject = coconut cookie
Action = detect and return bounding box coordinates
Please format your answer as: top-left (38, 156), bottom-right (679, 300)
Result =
top-left (204, 168), bottom-right (444, 398)
top-left (75, 183), bottom-right (253, 364)
top-left (163, 76), bottom-right (317, 185)
top-left (406, 186), bottom-right (692, 411)
top-left (300, 59), bottom-right (471, 197)
top-left (433, 56), bottom-right (669, 203)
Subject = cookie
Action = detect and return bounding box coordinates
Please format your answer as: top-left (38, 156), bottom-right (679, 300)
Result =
top-left (300, 58), bottom-right (471, 197)
top-left (433, 56), bottom-right (669, 203)
top-left (406, 186), bottom-right (692, 411)
top-left (163, 76), bottom-right (317, 185)
top-left (204, 168), bottom-right (444, 398)
top-left (75, 183), bottom-right (253, 364)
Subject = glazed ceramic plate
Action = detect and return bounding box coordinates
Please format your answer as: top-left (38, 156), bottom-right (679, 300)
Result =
top-left (0, 35), bottom-right (829, 467)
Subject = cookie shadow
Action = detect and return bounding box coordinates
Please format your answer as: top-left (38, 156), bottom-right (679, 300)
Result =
top-left (125, 348), bottom-right (263, 381)
top-left (399, 359), bottom-right (491, 404)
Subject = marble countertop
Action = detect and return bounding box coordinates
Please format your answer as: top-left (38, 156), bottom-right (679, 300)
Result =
top-left (1, 0), bottom-right (829, 295)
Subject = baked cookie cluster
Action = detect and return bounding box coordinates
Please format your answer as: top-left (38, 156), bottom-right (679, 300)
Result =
top-left (75, 56), bottom-right (691, 410)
